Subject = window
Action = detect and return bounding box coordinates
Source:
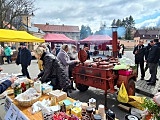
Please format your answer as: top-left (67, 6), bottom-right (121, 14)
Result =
top-left (143, 35), bottom-right (145, 37)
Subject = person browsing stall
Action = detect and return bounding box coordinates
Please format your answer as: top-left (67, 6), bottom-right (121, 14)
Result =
top-left (57, 44), bottom-right (79, 77)
top-left (83, 43), bottom-right (90, 60)
top-left (68, 45), bottom-right (78, 90)
top-left (34, 46), bottom-right (71, 91)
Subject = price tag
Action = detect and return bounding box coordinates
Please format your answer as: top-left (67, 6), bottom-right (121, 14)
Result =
top-left (4, 103), bottom-right (19, 120)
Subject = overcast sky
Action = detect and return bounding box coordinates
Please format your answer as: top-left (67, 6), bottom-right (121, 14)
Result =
top-left (33, 0), bottom-right (160, 32)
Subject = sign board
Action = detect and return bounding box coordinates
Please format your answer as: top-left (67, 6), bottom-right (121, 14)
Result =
top-left (4, 103), bottom-right (29, 120)
top-left (4, 103), bottom-right (19, 120)
top-left (4, 96), bottom-right (13, 111)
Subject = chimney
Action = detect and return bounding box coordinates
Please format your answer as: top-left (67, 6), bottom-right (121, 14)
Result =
top-left (46, 23), bottom-right (49, 25)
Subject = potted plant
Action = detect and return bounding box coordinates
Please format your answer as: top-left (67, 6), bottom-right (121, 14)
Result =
top-left (141, 98), bottom-right (160, 120)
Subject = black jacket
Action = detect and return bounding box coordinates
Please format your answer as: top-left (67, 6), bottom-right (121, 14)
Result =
top-left (145, 44), bottom-right (152, 60)
top-left (86, 50), bottom-right (90, 60)
top-left (0, 80), bottom-right (12, 94)
top-left (147, 43), bottom-right (160, 63)
top-left (16, 47), bottom-right (32, 66)
top-left (37, 52), bottom-right (69, 89)
top-left (133, 45), bottom-right (145, 64)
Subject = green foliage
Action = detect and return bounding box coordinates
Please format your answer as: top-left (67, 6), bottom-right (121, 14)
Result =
top-left (0, 0), bottom-right (35, 29)
top-left (141, 98), bottom-right (160, 119)
top-left (111, 15), bottom-right (135, 40)
top-left (80, 25), bottom-right (92, 40)
top-left (111, 19), bottom-right (116, 26)
top-left (116, 19), bottom-right (122, 27)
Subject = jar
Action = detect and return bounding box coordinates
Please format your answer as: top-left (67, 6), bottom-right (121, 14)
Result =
top-left (98, 104), bottom-right (105, 118)
top-left (81, 102), bottom-right (88, 116)
top-left (82, 107), bottom-right (94, 120)
top-left (93, 114), bottom-right (102, 120)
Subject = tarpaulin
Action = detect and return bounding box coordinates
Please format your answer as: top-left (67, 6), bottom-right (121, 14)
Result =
top-left (0, 29), bottom-right (44, 42)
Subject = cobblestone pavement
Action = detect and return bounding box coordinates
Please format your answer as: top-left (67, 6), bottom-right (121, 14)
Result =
top-left (123, 51), bottom-right (160, 97)
top-left (135, 66), bottom-right (160, 97)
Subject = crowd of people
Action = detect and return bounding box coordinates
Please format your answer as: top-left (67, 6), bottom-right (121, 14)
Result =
top-left (1, 39), bottom-right (159, 95)
top-left (133, 39), bottom-right (160, 86)
top-left (32, 43), bottom-right (90, 94)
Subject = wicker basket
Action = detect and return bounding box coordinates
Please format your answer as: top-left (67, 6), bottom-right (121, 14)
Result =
top-left (16, 93), bottom-right (41, 107)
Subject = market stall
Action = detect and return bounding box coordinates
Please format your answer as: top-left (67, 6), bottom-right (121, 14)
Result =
top-left (79, 35), bottom-right (113, 56)
top-left (73, 50), bottom-right (137, 108)
top-left (0, 73), bottom-right (116, 120)
top-left (0, 29), bottom-right (44, 42)
top-left (0, 29), bottom-right (45, 63)
top-left (80, 35), bottom-right (112, 45)
top-left (43, 33), bottom-right (76, 44)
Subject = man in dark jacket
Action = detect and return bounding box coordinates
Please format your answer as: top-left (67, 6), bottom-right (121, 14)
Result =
top-left (144, 40), bottom-right (154, 72)
top-left (147, 39), bottom-right (160, 85)
top-left (133, 40), bottom-right (145, 80)
top-left (16, 43), bottom-right (32, 79)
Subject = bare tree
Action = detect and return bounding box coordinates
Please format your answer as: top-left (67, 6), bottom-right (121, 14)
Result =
top-left (0, 0), bottom-right (36, 29)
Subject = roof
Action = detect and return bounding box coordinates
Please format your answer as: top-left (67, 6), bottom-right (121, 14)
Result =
top-left (80, 35), bottom-right (112, 44)
top-left (43, 33), bottom-right (76, 44)
top-left (34, 24), bottom-right (80, 33)
top-left (0, 29), bottom-right (44, 42)
top-left (137, 30), bottom-right (160, 35)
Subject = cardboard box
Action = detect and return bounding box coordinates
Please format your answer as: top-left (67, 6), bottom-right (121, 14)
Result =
top-left (49, 90), bottom-right (67, 102)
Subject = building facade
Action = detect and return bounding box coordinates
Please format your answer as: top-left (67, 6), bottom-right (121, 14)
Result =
top-left (134, 29), bottom-right (160, 45)
top-left (34, 23), bottom-right (80, 40)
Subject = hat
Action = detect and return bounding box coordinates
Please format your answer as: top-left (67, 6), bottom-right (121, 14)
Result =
top-left (154, 39), bottom-right (159, 43)
top-left (84, 43), bottom-right (89, 47)
top-left (20, 42), bottom-right (26, 46)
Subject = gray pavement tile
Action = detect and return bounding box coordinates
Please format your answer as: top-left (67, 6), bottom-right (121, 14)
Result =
top-left (135, 65), bottom-right (160, 97)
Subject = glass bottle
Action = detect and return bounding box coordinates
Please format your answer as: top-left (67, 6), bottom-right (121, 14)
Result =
top-left (14, 83), bottom-right (22, 97)
top-left (21, 82), bottom-right (26, 92)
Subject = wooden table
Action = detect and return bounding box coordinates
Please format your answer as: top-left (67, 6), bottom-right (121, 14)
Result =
top-left (7, 91), bottom-right (119, 120)
top-left (9, 94), bottom-right (50, 120)
top-left (8, 92), bottom-right (75, 120)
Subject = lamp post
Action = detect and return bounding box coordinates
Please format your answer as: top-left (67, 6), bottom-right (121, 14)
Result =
top-left (24, 5), bottom-right (34, 32)
top-left (111, 26), bottom-right (118, 58)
